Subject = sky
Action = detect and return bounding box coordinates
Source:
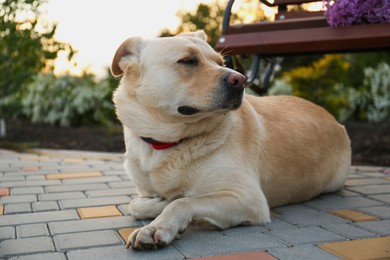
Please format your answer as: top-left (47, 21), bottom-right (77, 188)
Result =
top-left (44, 0), bottom-right (218, 78)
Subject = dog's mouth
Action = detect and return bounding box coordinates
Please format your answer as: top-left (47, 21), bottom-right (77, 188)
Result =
top-left (177, 106), bottom-right (201, 115)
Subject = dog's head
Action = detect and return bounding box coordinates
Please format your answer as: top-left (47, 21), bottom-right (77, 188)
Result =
top-left (111, 31), bottom-right (246, 138)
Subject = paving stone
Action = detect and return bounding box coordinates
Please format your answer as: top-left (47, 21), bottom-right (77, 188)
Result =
top-left (45, 183), bottom-right (109, 193)
top-left (0, 236), bottom-right (55, 257)
top-left (59, 196), bottom-right (131, 209)
top-left (61, 176), bottom-right (121, 185)
top-left (0, 180), bottom-right (61, 188)
top-left (53, 230), bottom-right (122, 251)
top-left (0, 210), bottom-right (79, 226)
top-left (0, 226), bottom-right (15, 241)
top-left (26, 175), bottom-right (46, 181)
top-left (354, 219), bottom-right (390, 235)
top-left (46, 171), bottom-right (102, 180)
top-left (220, 224), bottom-right (268, 235)
top-left (274, 204), bottom-right (347, 227)
top-left (2, 176), bottom-right (25, 181)
top-left (264, 218), bottom-right (297, 231)
top-left (17, 223), bottom-right (50, 238)
top-left (107, 181), bottom-right (134, 189)
top-left (85, 188), bottom-right (137, 197)
top-left (38, 192), bottom-right (86, 201)
top-left (32, 201), bottom-right (60, 212)
top-left (77, 205), bottom-right (122, 219)
top-left (8, 252), bottom-right (66, 260)
top-left (269, 227), bottom-right (346, 246)
top-left (1, 194), bottom-right (36, 204)
top-left (346, 184), bottom-right (390, 195)
top-left (20, 166), bottom-right (40, 172)
top-left (66, 245), bottom-right (184, 260)
top-left (5, 202), bottom-right (32, 214)
top-left (368, 194), bottom-right (390, 204)
top-left (304, 194), bottom-right (383, 211)
top-left (345, 178), bottom-right (388, 186)
top-left (0, 204), bottom-right (3, 215)
top-left (173, 228), bottom-right (284, 258)
top-left (49, 216), bottom-right (138, 235)
top-left (321, 223), bottom-right (378, 239)
top-left (319, 236), bottom-right (390, 260)
top-left (328, 209), bottom-right (378, 222)
top-left (11, 187), bottom-right (44, 195)
top-left (192, 251), bottom-right (277, 260)
top-left (268, 245), bottom-right (341, 260)
top-left (358, 206), bottom-right (390, 219)
top-left (117, 228), bottom-right (137, 242)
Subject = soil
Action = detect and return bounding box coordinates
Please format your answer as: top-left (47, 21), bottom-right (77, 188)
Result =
top-left (1, 120), bottom-right (389, 166)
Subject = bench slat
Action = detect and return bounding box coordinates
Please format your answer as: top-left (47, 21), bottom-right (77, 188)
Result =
top-left (216, 23), bottom-right (390, 56)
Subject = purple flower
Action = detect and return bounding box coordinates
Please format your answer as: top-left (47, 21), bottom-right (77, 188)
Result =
top-left (324, 0), bottom-right (390, 27)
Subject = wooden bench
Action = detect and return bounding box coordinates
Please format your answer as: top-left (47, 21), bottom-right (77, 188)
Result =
top-left (215, 0), bottom-right (390, 94)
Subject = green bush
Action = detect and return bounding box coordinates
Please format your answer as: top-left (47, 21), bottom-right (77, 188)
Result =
top-left (9, 73), bottom-right (117, 127)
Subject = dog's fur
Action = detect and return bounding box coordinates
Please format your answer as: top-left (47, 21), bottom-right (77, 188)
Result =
top-left (111, 30), bottom-right (351, 250)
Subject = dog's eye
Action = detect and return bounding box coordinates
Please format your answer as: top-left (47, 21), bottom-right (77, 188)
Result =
top-left (178, 57), bottom-right (198, 66)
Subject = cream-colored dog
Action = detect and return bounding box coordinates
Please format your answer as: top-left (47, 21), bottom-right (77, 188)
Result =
top-left (111, 30), bottom-right (351, 250)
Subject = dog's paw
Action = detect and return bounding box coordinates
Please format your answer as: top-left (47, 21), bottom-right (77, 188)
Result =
top-left (126, 225), bottom-right (175, 250)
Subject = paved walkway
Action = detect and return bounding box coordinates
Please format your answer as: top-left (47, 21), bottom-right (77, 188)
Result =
top-left (0, 148), bottom-right (389, 260)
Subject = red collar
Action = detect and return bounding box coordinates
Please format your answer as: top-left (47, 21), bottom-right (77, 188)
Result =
top-left (141, 137), bottom-right (180, 150)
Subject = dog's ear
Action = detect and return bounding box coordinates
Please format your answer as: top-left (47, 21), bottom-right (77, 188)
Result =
top-left (178, 30), bottom-right (207, 42)
top-left (111, 37), bottom-right (145, 77)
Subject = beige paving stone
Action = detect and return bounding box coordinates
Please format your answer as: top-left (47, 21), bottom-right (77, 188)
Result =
top-left (46, 171), bottom-right (102, 180)
top-left (118, 227), bottom-right (137, 242)
top-left (77, 205), bottom-right (122, 219)
top-left (0, 205), bottom-right (3, 215)
top-left (63, 158), bottom-right (85, 163)
top-left (328, 209), bottom-right (378, 222)
top-left (0, 188), bottom-right (9, 197)
top-left (20, 166), bottom-right (40, 172)
top-left (319, 236), bottom-right (390, 260)
top-left (21, 156), bottom-right (50, 161)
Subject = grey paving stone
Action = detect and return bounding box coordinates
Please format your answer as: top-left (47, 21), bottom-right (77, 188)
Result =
top-left (53, 230), bottom-right (122, 251)
top-left (358, 206), bottom-right (390, 219)
top-left (38, 192), bottom-right (86, 201)
top-left (8, 252), bottom-right (66, 260)
top-left (102, 170), bottom-right (126, 176)
top-left (345, 178), bottom-right (387, 187)
top-left (1, 194), bottom-right (36, 204)
top-left (268, 245), bottom-right (341, 260)
top-left (274, 204), bottom-right (347, 226)
top-left (0, 210), bottom-right (79, 226)
top-left (117, 204), bottom-right (130, 215)
top-left (66, 245), bottom-right (183, 260)
top-left (108, 181), bottom-right (134, 189)
top-left (221, 224), bottom-right (268, 235)
top-left (32, 201), bottom-right (60, 212)
top-left (368, 194), bottom-right (390, 204)
top-left (26, 175), bottom-right (46, 181)
top-left (11, 187), bottom-right (45, 195)
top-left (321, 223), bottom-right (378, 239)
top-left (59, 196), bottom-right (131, 209)
top-left (2, 176), bottom-right (25, 181)
top-left (45, 183), bottom-right (109, 193)
top-left (354, 219), bottom-right (390, 235)
top-left (0, 227), bottom-right (15, 241)
top-left (61, 176), bottom-right (121, 185)
top-left (49, 216), bottom-right (138, 235)
top-left (269, 227), bottom-right (346, 246)
top-left (0, 236), bottom-right (55, 257)
top-left (17, 224), bottom-right (50, 238)
top-left (173, 228), bottom-right (284, 258)
top-left (264, 218), bottom-right (297, 231)
top-left (85, 188), bottom-right (137, 198)
top-left (4, 203), bottom-right (32, 214)
top-left (304, 194), bottom-right (383, 211)
top-left (346, 184), bottom-right (390, 195)
top-left (0, 180), bottom-right (61, 188)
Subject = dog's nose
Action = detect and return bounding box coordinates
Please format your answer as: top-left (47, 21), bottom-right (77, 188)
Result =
top-left (226, 73), bottom-right (247, 91)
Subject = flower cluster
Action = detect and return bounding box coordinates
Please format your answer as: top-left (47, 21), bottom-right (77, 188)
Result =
top-left (324, 0), bottom-right (390, 27)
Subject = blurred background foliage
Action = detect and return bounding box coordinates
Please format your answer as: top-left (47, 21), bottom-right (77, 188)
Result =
top-left (0, 0), bottom-right (389, 131)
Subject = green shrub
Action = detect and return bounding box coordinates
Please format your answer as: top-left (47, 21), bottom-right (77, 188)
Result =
top-left (12, 73), bottom-right (117, 127)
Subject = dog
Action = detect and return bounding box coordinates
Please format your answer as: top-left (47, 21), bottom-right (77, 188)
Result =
top-left (111, 30), bottom-right (351, 250)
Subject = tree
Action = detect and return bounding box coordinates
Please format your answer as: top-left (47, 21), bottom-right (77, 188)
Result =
top-left (0, 0), bottom-right (74, 118)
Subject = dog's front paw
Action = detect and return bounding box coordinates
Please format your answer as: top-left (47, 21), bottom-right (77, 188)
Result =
top-left (126, 225), bottom-right (176, 250)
